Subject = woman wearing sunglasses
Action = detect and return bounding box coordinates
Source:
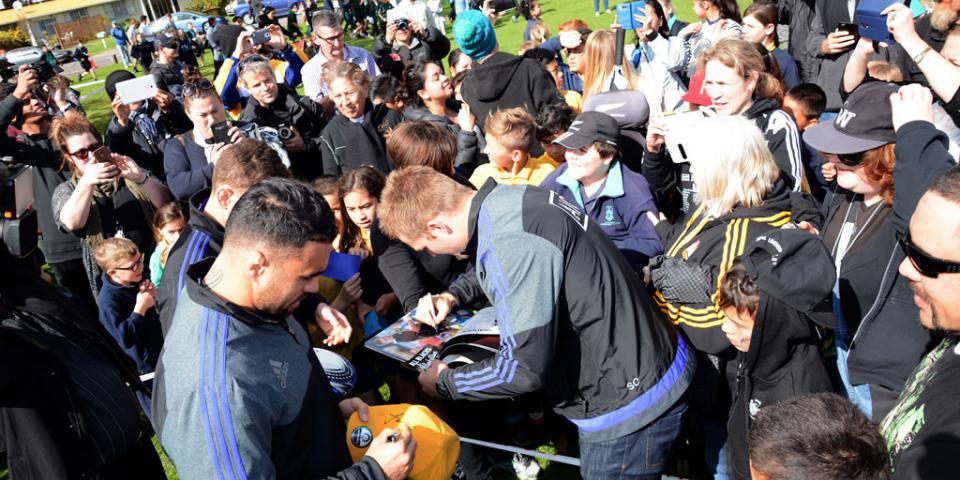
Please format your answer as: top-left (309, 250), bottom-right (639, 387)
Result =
top-left (163, 79), bottom-right (246, 200)
top-left (802, 82), bottom-right (956, 423)
top-left (51, 111), bottom-right (172, 298)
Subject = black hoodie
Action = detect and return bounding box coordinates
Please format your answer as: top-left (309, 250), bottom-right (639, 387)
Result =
top-left (402, 105), bottom-right (487, 176)
top-left (726, 294), bottom-right (834, 479)
top-left (156, 189), bottom-right (225, 335)
top-left (460, 51), bottom-right (563, 134)
top-left (643, 98), bottom-right (806, 218)
top-left (238, 84), bottom-right (327, 181)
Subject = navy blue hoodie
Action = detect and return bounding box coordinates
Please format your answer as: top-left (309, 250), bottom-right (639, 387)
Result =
top-left (97, 272), bottom-right (163, 375)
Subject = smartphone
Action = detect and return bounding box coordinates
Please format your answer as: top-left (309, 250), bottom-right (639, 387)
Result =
top-left (210, 121), bottom-right (232, 144)
top-left (92, 146), bottom-right (114, 165)
top-left (251, 28), bottom-right (271, 46)
top-left (836, 22), bottom-right (859, 39)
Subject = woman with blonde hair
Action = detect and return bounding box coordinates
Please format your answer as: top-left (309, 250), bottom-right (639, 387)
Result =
top-left (50, 112), bottom-right (172, 297)
top-left (648, 114), bottom-right (820, 480)
top-left (580, 29), bottom-right (639, 100)
top-left (644, 38), bottom-right (805, 220)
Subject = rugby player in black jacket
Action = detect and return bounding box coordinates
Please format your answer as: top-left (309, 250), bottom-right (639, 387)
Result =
top-left (378, 168), bottom-right (694, 479)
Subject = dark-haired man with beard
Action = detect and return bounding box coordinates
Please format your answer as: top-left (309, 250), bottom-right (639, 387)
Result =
top-left (880, 86), bottom-right (960, 479)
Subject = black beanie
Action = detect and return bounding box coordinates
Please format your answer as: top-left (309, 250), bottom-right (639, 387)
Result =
top-left (105, 69), bottom-right (137, 100)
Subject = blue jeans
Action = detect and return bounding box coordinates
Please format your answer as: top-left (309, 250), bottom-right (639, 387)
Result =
top-left (594, 0), bottom-right (609, 12)
top-left (703, 417), bottom-right (729, 480)
top-left (579, 398), bottom-right (687, 480)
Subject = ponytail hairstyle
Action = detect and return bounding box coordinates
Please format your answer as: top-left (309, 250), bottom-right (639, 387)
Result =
top-left (750, 42), bottom-right (787, 100)
top-left (713, 0), bottom-right (742, 23)
top-left (698, 38), bottom-right (783, 105)
top-left (48, 111), bottom-right (102, 172)
top-left (337, 166), bottom-right (386, 254)
top-left (743, 1), bottom-right (779, 46)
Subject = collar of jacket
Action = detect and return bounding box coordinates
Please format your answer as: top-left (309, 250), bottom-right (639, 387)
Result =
top-left (556, 158), bottom-right (624, 208)
top-left (464, 178), bottom-right (498, 258)
top-left (185, 257), bottom-right (286, 326)
top-left (187, 188), bottom-right (226, 245)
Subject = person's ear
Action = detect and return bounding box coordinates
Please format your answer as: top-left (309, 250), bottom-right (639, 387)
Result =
top-left (806, 116), bottom-right (819, 129)
top-left (747, 71), bottom-right (759, 93)
top-left (247, 249), bottom-right (269, 279)
top-left (511, 149), bottom-right (524, 164)
top-left (215, 185), bottom-right (235, 210)
top-left (763, 23), bottom-right (775, 38)
top-left (426, 217), bottom-right (451, 237)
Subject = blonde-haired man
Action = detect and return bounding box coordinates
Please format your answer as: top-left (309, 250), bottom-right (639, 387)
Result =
top-left (379, 166), bottom-right (694, 480)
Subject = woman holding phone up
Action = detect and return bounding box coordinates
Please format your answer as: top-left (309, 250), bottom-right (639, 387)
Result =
top-left (51, 112), bottom-right (172, 297)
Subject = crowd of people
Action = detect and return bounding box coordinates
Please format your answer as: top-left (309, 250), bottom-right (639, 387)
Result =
top-left (2, 0), bottom-right (960, 479)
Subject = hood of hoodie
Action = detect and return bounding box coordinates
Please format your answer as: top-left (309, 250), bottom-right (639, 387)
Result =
top-left (741, 97), bottom-right (781, 121)
top-left (402, 106), bottom-right (454, 125)
top-left (466, 52), bottom-right (526, 102)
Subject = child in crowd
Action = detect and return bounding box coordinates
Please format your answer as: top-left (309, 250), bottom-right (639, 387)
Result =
top-left (540, 111), bottom-right (662, 271)
top-left (310, 177), bottom-right (365, 355)
top-left (370, 73), bottom-right (407, 112)
top-left (782, 83), bottom-right (830, 200)
top-left (338, 167), bottom-right (400, 327)
top-left (718, 229), bottom-right (836, 480)
top-left (749, 393), bottom-right (889, 480)
top-left (469, 107), bottom-right (559, 188)
top-left (521, 48), bottom-right (583, 112)
top-left (149, 202), bottom-right (187, 287)
top-left (536, 102), bottom-right (577, 164)
top-left (93, 237), bottom-right (163, 419)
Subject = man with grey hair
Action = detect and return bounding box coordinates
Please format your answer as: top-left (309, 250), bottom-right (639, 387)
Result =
top-left (301, 10), bottom-right (380, 102)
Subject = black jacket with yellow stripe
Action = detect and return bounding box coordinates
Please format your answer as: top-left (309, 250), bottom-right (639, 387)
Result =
top-left (653, 179), bottom-right (823, 355)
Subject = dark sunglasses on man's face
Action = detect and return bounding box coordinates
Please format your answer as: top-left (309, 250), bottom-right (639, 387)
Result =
top-left (899, 233), bottom-right (960, 278)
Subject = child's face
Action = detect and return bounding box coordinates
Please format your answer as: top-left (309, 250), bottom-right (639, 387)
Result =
top-left (782, 95), bottom-right (817, 131)
top-left (541, 132), bottom-right (567, 163)
top-left (343, 188), bottom-right (378, 231)
top-left (323, 193), bottom-right (344, 232)
top-left (160, 218), bottom-right (186, 245)
top-left (721, 306), bottom-right (755, 352)
top-left (565, 144), bottom-right (612, 183)
top-left (483, 133), bottom-right (521, 170)
top-left (108, 253), bottom-right (144, 286)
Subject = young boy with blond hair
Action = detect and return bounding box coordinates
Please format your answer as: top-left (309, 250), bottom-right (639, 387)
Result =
top-left (94, 237), bottom-right (163, 418)
top-left (469, 107), bottom-right (559, 188)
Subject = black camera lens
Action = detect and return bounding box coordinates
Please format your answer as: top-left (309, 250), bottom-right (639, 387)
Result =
top-left (396, 18), bottom-right (409, 30)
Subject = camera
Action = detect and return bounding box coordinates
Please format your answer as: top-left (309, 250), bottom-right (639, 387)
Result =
top-left (29, 60), bottom-right (58, 83)
top-left (396, 18), bottom-right (409, 31)
top-left (1, 157), bottom-right (38, 258)
top-left (277, 124), bottom-right (294, 141)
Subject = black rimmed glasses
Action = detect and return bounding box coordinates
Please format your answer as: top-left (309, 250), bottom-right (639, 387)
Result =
top-left (114, 253), bottom-right (144, 272)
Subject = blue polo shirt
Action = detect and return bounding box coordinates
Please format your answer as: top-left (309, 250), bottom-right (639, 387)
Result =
top-left (540, 160), bottom-right (663, 270)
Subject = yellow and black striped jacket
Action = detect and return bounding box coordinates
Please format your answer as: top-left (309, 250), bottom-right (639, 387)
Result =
top-left (654, 182), bottom-right (799, 355)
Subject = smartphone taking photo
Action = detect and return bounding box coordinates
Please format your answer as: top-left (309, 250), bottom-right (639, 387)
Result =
top-left (209, 121), bottom-right (233, 145)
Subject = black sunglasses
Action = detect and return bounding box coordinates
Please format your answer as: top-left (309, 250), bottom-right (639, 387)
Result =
top-left (183, 80), bottom-right (216, 98)
top-left (68, 142), bottom-right (102, 160)
top-left (837, 151), bottom-right (865, 167)
top-left (899, 233), bottom-right (960, 278)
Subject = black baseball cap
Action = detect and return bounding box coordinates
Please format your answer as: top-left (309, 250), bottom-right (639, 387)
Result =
top-left (158, 33), bottom-right (179, 49)
top-left (553, 111), bottom-right (619, 150)
top-left (803, 82), bottom-right (899, 155)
